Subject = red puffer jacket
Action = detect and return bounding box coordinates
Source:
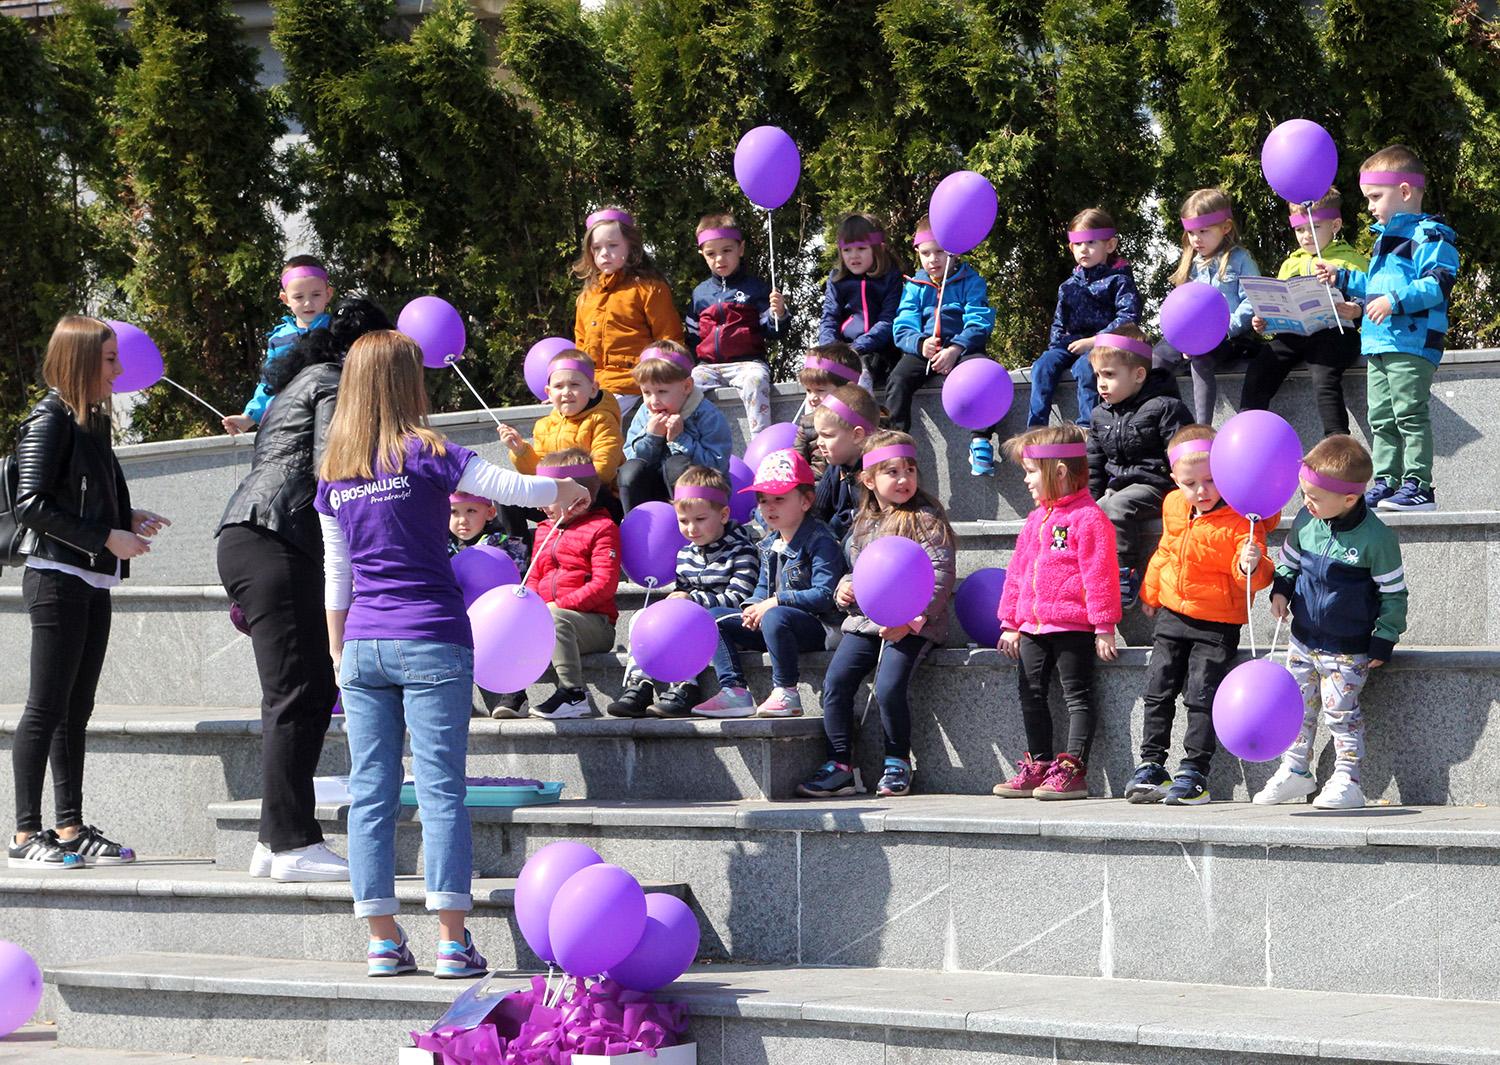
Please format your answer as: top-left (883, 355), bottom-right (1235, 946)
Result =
top-left (525, 507), bottom-right (622, 622)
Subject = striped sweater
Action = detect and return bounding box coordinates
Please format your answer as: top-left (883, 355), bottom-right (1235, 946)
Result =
top-left (674, 521), bottom-right (759, 609)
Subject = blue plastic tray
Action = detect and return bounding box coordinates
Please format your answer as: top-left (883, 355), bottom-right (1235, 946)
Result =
top-left (398, 781), bottom-right (564, 807)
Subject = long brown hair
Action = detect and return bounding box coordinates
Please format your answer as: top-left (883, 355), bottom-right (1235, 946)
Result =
top-left (571, 210), bottom-right (663, 289)
top-left (1171, 188), bottom-right (1244, 286)
top-left (43, 315), bottom-right (115, 426)
top-left (319, 330), bottom-right (446, 481)
top-left (854, 430), bottom-right (955, 546)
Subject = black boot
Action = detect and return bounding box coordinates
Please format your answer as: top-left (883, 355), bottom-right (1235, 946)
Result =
top-left (606, 681), bottom-right (655, 719)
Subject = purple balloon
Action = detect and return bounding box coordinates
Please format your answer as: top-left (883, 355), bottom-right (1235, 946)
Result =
top-left (106, 320), bottom-right (165, 393)
top-left (942, 358), bottom-right (1014, 430)
top-left (630, 598), bottom-right (718, 684)
top-left (619, 501), bottom-right (688, 587)
top-left (852, 536), bottom-right (936, 628)
top-left (929, 170), bottom-right (998, 255)
top-left (742, 422), bottom-right (798, 475)
top-left (525, 336), bottom-right (575, 402)
top-left (1213, 658), bottom-right (1304, 761)
top-left (728, 456), bottom-right (756, 524)
top-left (398, 296), bottom-right (467, 369)
top-left (549, 863), bottom-right (648, 977)
top-left (469, 584), bottom-right (555, 692)
top-left (515, 841), bottom-right (603, 965)
top-left (605, 892), bottom-right (701, 992)
top-left (1261, 119), bottom-right (1338, 205)
top-left (452, 545), bottom-right (521, 609)
top-left (733, 126), bottom-right (801, 210)
top-left (0, 940), bottom-right (42, 1036)
top-left (954, 568), bottom-right (1007, 647)
top-left (1210, 409), bottom-right (1302, 521)
top-left (1160, 282), bottom-right (1230, 357)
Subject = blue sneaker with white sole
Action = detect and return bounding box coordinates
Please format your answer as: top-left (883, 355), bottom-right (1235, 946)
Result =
top-left (367, 925), bottom-right (417, 977)
top-left (435, 929), bottom-right (489, 979)
top-left (969, 438), bottom-right (996, 476)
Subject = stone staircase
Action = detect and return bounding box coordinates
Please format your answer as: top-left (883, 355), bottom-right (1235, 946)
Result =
top-left (5, 357), bottom-right (1500, 1063)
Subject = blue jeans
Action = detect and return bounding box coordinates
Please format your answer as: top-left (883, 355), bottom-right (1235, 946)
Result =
top-left (712, 605), bottom-right (828, 689)
top-left (820, 631), bottom-right (932, 762)
top-left (339, 639), bottom-right (475, 918)
top-left (1028, 346), bottom-right (1097, 427)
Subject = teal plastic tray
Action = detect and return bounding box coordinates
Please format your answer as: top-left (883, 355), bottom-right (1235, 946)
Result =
top-left (398, 781), bottom-right (564, 807)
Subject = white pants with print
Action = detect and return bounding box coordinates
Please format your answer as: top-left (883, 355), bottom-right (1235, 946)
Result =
top-left (692, 360), bottom-right (772, 435)
top-left (1281, 634), bottom-right (1371, 781)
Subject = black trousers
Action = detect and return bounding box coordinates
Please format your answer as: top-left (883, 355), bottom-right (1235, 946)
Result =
top-left (1139, 607), bottom-right (1239, 774)
top-left (617, 453), bottom-right (694, 514)
top-left (885, 350), bottom-right (992, 438)
top-left (13, 567), bottom-right (112, 834)
top-left (820, 631), bottom-right (931, 762)
top-left (217, 524), bottom-right (337, 852)
top-left (1240, 328), bottom-right (1359, 438)
top-left (1016, 630), bottom-right (1096, 761)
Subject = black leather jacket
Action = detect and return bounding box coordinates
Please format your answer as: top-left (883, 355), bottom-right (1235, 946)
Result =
top-left (14, 392), bottom-right (133, 577)
top-left (216, 361), bottom-right (340, 559)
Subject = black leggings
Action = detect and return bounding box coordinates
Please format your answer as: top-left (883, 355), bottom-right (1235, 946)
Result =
top-left (1016, 630), bottom-right (1097, 762)
top-left (617, 453), bottom-right (694, 513)
top-left (885, 351), bottom-right (993, 439)
top-left (1239, 328), bottom-right (1359, 438)
top-left (819, 631), bottom-right (931, 762)
top-left (13, 567), bottom-right (112, 835)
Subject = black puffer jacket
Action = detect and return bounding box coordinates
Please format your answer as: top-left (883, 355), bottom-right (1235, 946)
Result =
top-left (14, 392), bottom-right (133, 577)
top-left (215, 361), bottom-right (339, 559)
top-left (1087, 367), bottom-right (1191, 497)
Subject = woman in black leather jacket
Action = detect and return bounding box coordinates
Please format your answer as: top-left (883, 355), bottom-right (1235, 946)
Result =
top-left (11, 316), bottom-right (170, 869)
top-left (215, 297), bottom-right (391, 883)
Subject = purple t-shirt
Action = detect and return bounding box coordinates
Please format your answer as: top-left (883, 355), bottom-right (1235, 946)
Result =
top-left (316, 438), bottom-right (476, 647)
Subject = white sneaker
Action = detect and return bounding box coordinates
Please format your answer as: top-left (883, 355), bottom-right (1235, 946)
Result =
top-left (1252, 764), bottom-right (1317, 805)
top-left (248, 841), bottom-right (273, 878)
top-left (755, 687), bottom-right (803, 718)
top-left (1313, 773), bottom-right (1365, 810)
top-left (270, 842), bottom-right (350, 882)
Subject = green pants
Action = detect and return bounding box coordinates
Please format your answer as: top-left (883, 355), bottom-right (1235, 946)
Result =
top-left (1366, 352), bottom-right (1437, 488)
top-left (548, 605), bottom-right (616, 690)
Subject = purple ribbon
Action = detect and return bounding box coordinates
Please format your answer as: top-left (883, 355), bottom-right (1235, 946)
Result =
top-left (586, 208), bottom-right (635, 230)
top-left (1359, 170), bottom-right (1426, 188)
top-left (696, 227), bottom-right (742, 245)
top-left (1067, 228), bottom-right (1116, 243)
top-left (912, 228), bottom-right (936, 248)
top-left (1288, 207), bottom-right (1341, 227)
top-left (280, 265), bottom-right (328, 287)
top-left (1181, 207), bottom-right (1232, 232)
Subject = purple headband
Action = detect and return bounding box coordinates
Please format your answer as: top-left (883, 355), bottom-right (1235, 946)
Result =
top-left (1288, 206), bottom-right (1342, 227)
top-left (1360, 171), bottom-right (1426, 188)
top-left (838, 232), bottom-right (885, 249)
top-left (280, 265), bottom-right (328, 287)
top-left (912, 229), bottom-right (937, 247)
top-left (803, 355), bottom-right (860, 383)
top-left (537, 462), bottom-right (596, 479)
top-left (640, 346), bottom-right (694, 373)
top-left (548, 358), bottom-right (595, 383)
top-left (1181, 207), bottom-right (1233, 232)
top-left (1300, 463), bottom-right (1365, 496)
top-left (862, 443), bottom-right (917, 469)
top-left (697, 227), bottom-right (743, 246)
top-left (1023, 442), bottom-right (1088, 459)
top-left (820, 395), bottom-right (874, 433)
top-left (1094, 333), bottom-right (1153, 359)
top-left (1067, 227), bottom-right (1116, 243)
top-left (674, 484), bottom-right (728, 506)
top-left (1168, 439), bottom-right (1213, 465)
top-left (586, 208), bottom-right (635, 230)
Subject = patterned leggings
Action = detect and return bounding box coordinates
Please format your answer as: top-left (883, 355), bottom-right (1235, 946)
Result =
top-left (692, 360), bottom-right (772, 435)
top-left (1282, 634), bottom-right (1371, 781)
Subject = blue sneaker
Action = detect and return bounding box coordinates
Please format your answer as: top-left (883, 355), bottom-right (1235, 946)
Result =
top-left (1364, 478), bottom-right (1396, 509)
top-left (1124, 762), bottom-right (1169, 804)
top-left (969, 438), bottom-right (995, 476)
top-left (1163, 768), bottom-right (1211, 806)
top-left (1118, 567), bottom-right (1140, 610)
top-left (367, 925), bottom-right (417, 977)
top-left (795, 760), bottom-right (865, 798)
top-left (434, 929), bottom-right (488, 979)
top-left (1378, 477), bottom-right (1436, 512)
top-left (876, 757), bottom-right (913, 797)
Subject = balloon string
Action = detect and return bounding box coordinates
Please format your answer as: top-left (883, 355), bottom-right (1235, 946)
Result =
top-left (160, 375), bottom-right (227, 421)
top-left (765, 209), bottom-right (777, 295)
top-left (1302, 200), bottom-right (1347, 335)
top-left (927, 255), bottom-right (952, 378)
top-left (622, 578), bottom-right (658, 685)
top-left (519, 515), bottom-right (565, 594)
top-left (445, 355), bottom-right (502, 426)
top-left (1244, 517), bottom-right (1257, 656)
top-left (1266, 615), bottom-right (1287, 663)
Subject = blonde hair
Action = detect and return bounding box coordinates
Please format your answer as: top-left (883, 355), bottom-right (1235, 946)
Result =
top-left (673, 465), bottom-right (731, 511)
top-left (855, 429), bottom-right (954, 545)
top-left (1361, 144), bottom-right (1425, 179)
top-left (631, 339), bottom-right (693, 386)
top-left (1304, 434), bottom-right (1373, 486)
top-left (319, 330), bottom-right (445, 482)
top-left (541, 446), bottom-right (601, 502)
top-left (43, 316), bottom-right (116, 426)
top-left (1003, 425), bottom-right (1088, 502)
top-left (1167, 424), bottom-right (1215, 470)
top-left (1088, 321), bottom-right (1151, 372)
top-left (571, 208), bottom-right (662, 290)
top-left (812, 382), bottom-right (880, 431)
top-left (696, 211), bottom-right (740, 239)
top-left (832, 213), bottom-right (899, 280)
top-left (1172, 188), bottom-right (1243, 286)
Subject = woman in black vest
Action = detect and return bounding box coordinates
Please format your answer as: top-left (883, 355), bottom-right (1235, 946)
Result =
top-left (10, 316), bottom-right (170, 868)
top-left (216, 298), bottom-right (390, 882)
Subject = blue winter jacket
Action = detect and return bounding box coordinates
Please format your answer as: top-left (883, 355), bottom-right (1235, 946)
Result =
top-left (1048, 258), bottom-right (1143, 349)
top-left (892, 262), bottom-right (995, 356)
top-left (622, 386), bottom-right (732, 474)
top-left (746, 516), bottom-right (847, 619)
top-left (817, 269), bottom-right (903, 357)
top-left (684, 268), bottom-right (786, 364)
top-left (1336, 213), bottom-right (1460, 365)
top-left (1179, 246), bottom-right (1258, 339)
top-left (243, 312), bottom-right (330, 423)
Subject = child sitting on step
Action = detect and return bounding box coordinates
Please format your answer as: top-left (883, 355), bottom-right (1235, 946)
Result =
top-left (618, 341), bottom-right (733, 513)
top-left (793, 342), bottom-right (866, 478)
top-left (810, 383), bottom-right (882, 542)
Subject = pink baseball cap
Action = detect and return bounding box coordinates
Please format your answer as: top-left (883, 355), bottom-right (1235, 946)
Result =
top-left (740, 448), bottom-right (815, 495)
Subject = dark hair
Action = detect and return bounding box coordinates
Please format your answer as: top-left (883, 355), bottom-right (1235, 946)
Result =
top-left (263, 296), bottom-right (393, 395)
top-left (282, 253), bottom-right (327, 272)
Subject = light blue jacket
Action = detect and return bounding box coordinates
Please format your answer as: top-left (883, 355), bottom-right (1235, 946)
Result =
top-left (892, 262), bottom-right (995, 356)
top-left (243, 312), bottom-right (330, 422)
top-left (1336, 213), bottom-right (1459, 365)
top-left (622, 386), bottom-right (732, 473)
top-left (1180, 245), bottom-right (1258, 338)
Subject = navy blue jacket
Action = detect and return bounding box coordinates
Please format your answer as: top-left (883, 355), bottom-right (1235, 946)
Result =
top-left (817, 269), bottom-right (902, 358)
top-left (812, 460), bottom-right (861, 544)
top-left (1048, 258), bottom-right (1143, 350)
top-left (685, 268), bottom-right (786, 363)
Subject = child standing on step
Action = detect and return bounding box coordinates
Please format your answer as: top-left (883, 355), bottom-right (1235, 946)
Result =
top-left (1125, 425), bottom-right (1277, 806)
top-left (223, 255), bottom-right (333, 435)
top-left (797, 431), bottom-right (957, 800)
top-left (818, 212), bottom-right (903, 389)
top-left (1254, 434), bottom-right (1407, 811)
top-left (793, 342), bottom-right (866, 478)
top-left (811, 383), bottom-right (882, 542)
top-left (993, 425), bottom-right (1121, 801)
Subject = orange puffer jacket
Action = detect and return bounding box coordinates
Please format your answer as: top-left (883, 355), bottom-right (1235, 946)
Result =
top-left (1140, 492), bottom-right (1278, 625)
top-left (574, 271), bottom-right (685, 396)
top-left (512, 391), bottom-right (625, 486)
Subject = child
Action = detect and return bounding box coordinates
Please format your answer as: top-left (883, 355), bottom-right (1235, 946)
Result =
top-left (692, 448), bottom-right (846, 719)
top-left (810, 383), bottom-right (880, 542)
top-left (606, 466), bottom-right (760, 719)
top-left (1315, 145), bottom-right (1459, 512)
top-left (1239, 191), bottom-right (1366, 438)
top-left (817, 213), bottom-right (903, 389)
top-left (618, 341), bottom-right (733, 513)
top-left (223, 255), bottom-right (333, 435)
top-left (1086, 324), bottom-right (1191, 607)
top-left (447, 492), bottom-right (529, 569)
top-left (1027, 208), bottom-right (1143, 428)
top-left (797, 432), bottom-right (957, 799)
top-left (1255, 435), bottom-right (1407, 810)
top-left (488, 449), bottom-right (621, 721)
top-left (686, 212), bottom-right (787, 435)
top-left (793, 343), bottom-right (865, 478)
top-left (1152, 189), bottom-right (1260, 425)
top-left (889, 216), bottom-right (997, 473)
top-left (1126, 425), bottom-right (1277, 805)
top-left (992, 426), bottom-right (1121, 800)
top-left (573, 207), bottom-right (685, 419)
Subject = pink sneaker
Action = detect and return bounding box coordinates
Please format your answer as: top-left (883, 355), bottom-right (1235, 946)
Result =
top-left (755, 686), bottom-right (803, 718)
top-left (992, 753), bottom-right (1051, 798)
top-left (690, 687), bottom-right (756, 719)
top-left (1035, 752), bottom-right (1088, 800)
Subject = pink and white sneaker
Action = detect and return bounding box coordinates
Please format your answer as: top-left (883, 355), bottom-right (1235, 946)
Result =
top-left (992, 753), bottom-right (1051, 798)
top-left (756, 686), bottom-right (803, 718)
top-left (691, 687), bottom-right (756, 719)
top-left (1035, 752), bottom-right (1088, 800)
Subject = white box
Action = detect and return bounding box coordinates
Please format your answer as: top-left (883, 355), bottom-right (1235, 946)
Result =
top-left (398, 1042), bottom-right (696, 1065)
top-left (313, 775), bottom-right (352, 803)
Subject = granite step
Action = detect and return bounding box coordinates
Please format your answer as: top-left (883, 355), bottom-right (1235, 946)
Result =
top-left (46, 950), bottom-right (1500, 1064)
top-left (3, 1025), bottom-right (316, 1065)
top-left (209, 794), bottom-right (1500, 1001)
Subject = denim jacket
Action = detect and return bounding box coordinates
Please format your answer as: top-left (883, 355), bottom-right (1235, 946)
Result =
top-left (746, 516), bottom-right (847, 618)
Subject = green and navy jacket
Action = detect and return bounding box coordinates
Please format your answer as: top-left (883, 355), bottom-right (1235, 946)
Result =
top-left (1272, 499), bottom-right (1407, 661)
top-left (1335, 213), bottom-right (1459, 365)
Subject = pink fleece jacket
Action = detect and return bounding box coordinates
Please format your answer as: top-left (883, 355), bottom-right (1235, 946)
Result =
top-left (998, 489), bottom-right (1122, 635)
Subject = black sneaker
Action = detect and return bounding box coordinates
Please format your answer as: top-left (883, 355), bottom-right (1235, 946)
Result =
top-left (606, 682), bottom-right (655, 718)
top-left (796, 760), bottom-right (865, 798)
top-left (1124, 761), bottom-right (1170, 804)
top-left (648, 685), bottom-right (695, 719)
top-left (534, 687), bottom-right (594, 720)
top-left (486, 690), bottom-right (528, 720)
top-left (9, 829), bottom-right (84, 869)
top-left (876, 757), bottom-right (913, 797)
top-left (1163, 768), bottom-right (1211, 806)
top-left (1118, 566), bottom-right (1140, 610)
top-left (57, 824), bottom-right (136, 865)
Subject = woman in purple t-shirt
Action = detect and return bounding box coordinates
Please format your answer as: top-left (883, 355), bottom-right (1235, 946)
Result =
top-left (316, 332), bottom-right (588, 978)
